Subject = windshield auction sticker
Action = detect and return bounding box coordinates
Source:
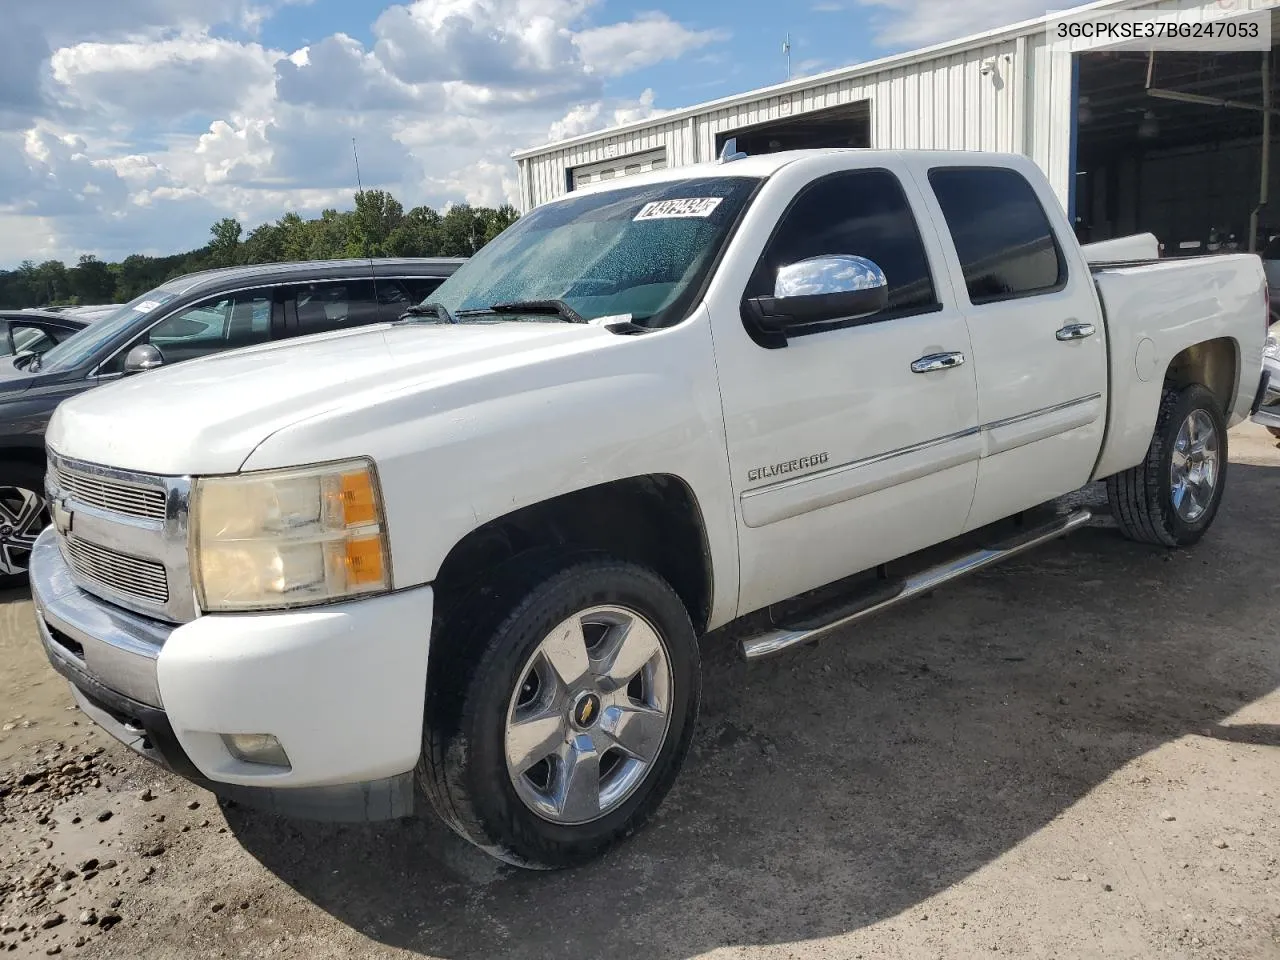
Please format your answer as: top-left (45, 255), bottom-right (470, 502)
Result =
top-left (634, 197), bottom-right (723, 220)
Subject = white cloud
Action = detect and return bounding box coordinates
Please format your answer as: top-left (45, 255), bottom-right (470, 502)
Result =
top-left (546, 88), bottom-right (663, 142)
top-left (50, 34), bottom-right (280, 119)
top-left (0, 0), bottom-right (727, 265)
top-left (574, 13), bottom-right (725, 77)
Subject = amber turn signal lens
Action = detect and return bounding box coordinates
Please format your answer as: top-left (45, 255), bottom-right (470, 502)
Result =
top-left (344, 535), bottom-right (386, 587)
top-left (340, 470), bottom-right (379, 526)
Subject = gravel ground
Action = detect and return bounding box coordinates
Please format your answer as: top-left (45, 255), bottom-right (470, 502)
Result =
top-left (2, 423), bottom-right (1279, 960)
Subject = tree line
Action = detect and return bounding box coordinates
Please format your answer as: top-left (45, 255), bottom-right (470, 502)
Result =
top-left (0, 190), bottom-right (519, 309)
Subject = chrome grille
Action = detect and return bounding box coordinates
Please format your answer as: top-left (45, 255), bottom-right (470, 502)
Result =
top-left (51, 463), bottom-right (166, 521)
top-left (63, 536), bottom-right (169, 606)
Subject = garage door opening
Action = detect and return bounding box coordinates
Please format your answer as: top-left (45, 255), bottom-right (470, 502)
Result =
top-left (714, 100), bottom-right (871, 158)
top-left (1074, 27), bottom-right (1280, 255)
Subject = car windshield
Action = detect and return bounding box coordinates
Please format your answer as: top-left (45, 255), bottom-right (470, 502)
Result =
top-left (418, 175), bottom-right (761, 328)
top-left (37, 283), bottom-right (187, 373)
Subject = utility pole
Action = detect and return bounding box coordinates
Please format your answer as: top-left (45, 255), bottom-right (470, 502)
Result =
top-left (783, 34), bottom-right (791, 81)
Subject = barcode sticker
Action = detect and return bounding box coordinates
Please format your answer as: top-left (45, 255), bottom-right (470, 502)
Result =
top-left (633, 197), bottom-right (723, 221)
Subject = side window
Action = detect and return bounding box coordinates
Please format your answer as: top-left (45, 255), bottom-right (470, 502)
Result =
top-left (10, 325), bottom-right (58, 356)
top-left (289, 280), bottom-right (381, 335)
top-left (746, 169), bottom-right (938, 315)
top-left (399, 277), bottom-right (445, 304)
top-left (927, 167), bottom-right (1067, 304)
top-left (373, 280), bottom-right (412, 323)
top-left (102, 289), bottom-right (274, 374)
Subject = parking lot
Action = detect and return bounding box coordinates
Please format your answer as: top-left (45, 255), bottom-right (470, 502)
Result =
top-left (0, 423), bottom-right (1277, 960)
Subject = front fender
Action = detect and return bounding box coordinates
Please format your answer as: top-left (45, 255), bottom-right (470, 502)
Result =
top-left (241, 308), bottom-right (741, 630)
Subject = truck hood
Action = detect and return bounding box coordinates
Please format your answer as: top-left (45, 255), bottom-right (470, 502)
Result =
top-left (46, 321), bottom-right (615, 475)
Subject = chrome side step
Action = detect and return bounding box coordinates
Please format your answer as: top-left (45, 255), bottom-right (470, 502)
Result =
top-left (739, 508), bottom-right (1092, 660)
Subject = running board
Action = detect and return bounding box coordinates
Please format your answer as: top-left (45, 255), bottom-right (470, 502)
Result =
top-left (739, 508), bottom-right (1093, 661)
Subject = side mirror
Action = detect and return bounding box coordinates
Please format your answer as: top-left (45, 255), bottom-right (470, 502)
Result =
top-left (742, 255), bottom-right (889, 348)
top-left (122, 344), bottom-right (165, 375)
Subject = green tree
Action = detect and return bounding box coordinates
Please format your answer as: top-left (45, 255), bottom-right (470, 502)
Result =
top-left (69, 255), bottom-right (115, 303)
top-left (209, 217), bottom-right (243, 267)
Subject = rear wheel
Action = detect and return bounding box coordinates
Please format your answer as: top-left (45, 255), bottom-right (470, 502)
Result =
top-left (417, 551), bottom-right (701, 869)
top-left (0, 462), bottom-right (48, 586)
top-left (1106, 383), bottom-right (1227, 547)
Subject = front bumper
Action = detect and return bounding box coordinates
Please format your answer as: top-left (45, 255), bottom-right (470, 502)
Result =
top-left (1252, 359), bottom-right (1280, 428)
top-left (31, 527), bottom-right (433, 822)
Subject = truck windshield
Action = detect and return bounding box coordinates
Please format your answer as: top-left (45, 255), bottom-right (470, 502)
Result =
top-left (37, 284), bottom-right (185, 373)
top-left (419, 175), bottom-right (761, 328)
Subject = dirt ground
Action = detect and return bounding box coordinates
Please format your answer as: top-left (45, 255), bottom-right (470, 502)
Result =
top-left (2, 424), bottom-right (1279, 960)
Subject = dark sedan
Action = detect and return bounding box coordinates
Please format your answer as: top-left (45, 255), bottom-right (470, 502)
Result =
top-left (0, 309), bottom-right (99, 359)
top-left (0, 257), bottom-right (464, 581)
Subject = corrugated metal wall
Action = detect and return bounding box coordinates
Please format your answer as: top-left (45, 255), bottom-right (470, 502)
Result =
top-left (517, 0), bottom-right (1280, 216)
top-left (517, 34), bottom-right (1067, 213)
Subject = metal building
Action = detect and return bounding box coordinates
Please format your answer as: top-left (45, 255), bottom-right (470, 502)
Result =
top-left (513, 0), bottom-right (1280, 252)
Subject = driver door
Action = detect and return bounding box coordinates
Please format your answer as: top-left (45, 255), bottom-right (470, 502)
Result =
top-left (710, 162), bottom-right (981, 615)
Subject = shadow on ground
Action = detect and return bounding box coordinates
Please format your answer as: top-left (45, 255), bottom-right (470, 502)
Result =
top-left (222, 464), bottom-right (1280, 960)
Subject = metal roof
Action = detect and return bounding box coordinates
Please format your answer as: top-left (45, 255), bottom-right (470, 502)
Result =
top-left (511, 0), bottom-right (1132, 161)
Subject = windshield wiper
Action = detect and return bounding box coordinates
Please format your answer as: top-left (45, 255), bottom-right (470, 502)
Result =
top-left (481, 299), bottom-right (587, 324)
top-left (399, 301), bottom-right (457, 324)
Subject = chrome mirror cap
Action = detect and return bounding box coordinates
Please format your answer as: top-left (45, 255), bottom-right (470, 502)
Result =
top-left (775, 255), bottom-right (887, 299)
top-left (122, 344), bottom-right (164, 375)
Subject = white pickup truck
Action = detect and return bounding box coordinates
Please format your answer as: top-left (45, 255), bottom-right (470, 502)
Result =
top-left (31, 148), bottom-right (1270, 870)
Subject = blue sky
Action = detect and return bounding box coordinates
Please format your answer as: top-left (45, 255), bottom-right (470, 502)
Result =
top-left (0, 0), bottom-right (1038, 267)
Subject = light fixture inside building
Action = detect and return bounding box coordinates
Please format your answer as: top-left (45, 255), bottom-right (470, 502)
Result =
top-left (1138, 109), bottom-right (1159, 139)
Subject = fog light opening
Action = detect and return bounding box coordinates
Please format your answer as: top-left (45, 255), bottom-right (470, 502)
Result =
top-left (221, 733), bottom-right (291, 769)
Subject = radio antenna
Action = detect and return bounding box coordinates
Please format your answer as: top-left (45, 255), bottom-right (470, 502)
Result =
top-left (352, 137), bottom-right (380, 306)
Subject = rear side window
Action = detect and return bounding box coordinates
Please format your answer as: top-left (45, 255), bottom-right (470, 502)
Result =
top-left (290, 281), bottom-right (381, 335)
top-left (747, 169), bottom-right (938, 315)
top-left (928, 167), bottom-right (1067, 304)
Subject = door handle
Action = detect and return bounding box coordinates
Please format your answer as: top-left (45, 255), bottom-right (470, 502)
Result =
top-left (911, 351), bottom-right (965, 373)
top-left (1055, 322), bottom-right (1096, 341)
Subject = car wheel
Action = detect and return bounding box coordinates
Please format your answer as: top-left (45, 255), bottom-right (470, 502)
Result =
top-left (417, 550), bottom-right (701, 869)
top-left (0, 463), bottom-right (49, 586)
top-left (1106, 383), bottom-right (1227, 547)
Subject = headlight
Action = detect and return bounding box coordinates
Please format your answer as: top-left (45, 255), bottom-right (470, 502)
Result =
top-left (1266, 334), bottom-right (1279, 361)
top-left (192, 458), bottom-right (390, 612)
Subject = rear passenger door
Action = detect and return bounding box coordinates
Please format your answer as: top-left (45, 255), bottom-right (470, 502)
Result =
top-left (910, 159), bottom-right (1108, 530)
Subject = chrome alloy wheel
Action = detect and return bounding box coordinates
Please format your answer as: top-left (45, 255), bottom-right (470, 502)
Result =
top-left (504, 605), bottom-right (673, 826)
top-left (1170, 408), bottom-right (1219, 523)
top-left (0, 485), bottom-right (47, 576)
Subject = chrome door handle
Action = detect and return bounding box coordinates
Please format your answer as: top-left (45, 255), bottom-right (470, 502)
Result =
top-left (911, 351), bottom-right (965, 373)
top-left (1056, 322), bottom-right (1095, 341)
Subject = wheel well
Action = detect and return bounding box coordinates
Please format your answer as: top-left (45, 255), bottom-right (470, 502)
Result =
top-left (432, 476), bottom-right (713, 633)
top-left (1164, 338), bottom-right (1237, 415)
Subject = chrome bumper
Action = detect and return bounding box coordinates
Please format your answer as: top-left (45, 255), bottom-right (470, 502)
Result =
top-left (30, 526), bottom-right (173, 709)
top-left (31, 525), bottom-right (417, 822)
top-left (1252, 362), bottom-right (1280, 426)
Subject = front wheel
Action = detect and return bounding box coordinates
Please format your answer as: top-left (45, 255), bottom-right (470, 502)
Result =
top-left (0, 462), bottom-right (49, 586)
top-left (417, 551), bottom-right (701, 869)
top-left (1106, 383), bottom-right (1227, 547)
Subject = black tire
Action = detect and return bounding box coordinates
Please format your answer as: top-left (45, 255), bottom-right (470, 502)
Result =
top-left (1105, 383), bottom-right (1227, 547)
top-left (417, 549), bottom-right (701, 869)
top-left (0, 461), bottom-right (49, 587)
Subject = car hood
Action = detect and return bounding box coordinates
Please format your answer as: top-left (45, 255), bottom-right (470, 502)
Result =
top-left (46, 321), bottom-right (616, 475)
